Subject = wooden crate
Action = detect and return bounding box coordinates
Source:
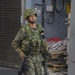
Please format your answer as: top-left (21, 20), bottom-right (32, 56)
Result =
top-left (50, 51), bottom-right (67, 59)
top-left (47, 63), bottom-right (67, 71)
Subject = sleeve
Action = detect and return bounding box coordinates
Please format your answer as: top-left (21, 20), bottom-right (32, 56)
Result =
top-left (12, 27), bottom-right (26, 51)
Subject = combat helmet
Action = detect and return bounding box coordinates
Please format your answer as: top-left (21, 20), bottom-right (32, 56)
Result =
top-left (24, 8), bottom-right (37, 19)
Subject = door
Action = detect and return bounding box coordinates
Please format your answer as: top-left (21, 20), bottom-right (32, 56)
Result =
top-left (0, 0), bottom-right (21, 68)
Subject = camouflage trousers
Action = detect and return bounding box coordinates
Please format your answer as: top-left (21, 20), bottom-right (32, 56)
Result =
top-left (24, 55), bottom-right (42, 75)
top-left (24, 62), bottom-right (43, 75)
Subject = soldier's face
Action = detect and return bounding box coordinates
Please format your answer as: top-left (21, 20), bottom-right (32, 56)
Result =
top-left (28, 14), bottom-right (37, 22)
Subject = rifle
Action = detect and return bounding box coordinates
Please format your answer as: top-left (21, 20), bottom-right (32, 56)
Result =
top-left (40, 30), bottom-right (49, 75)
top-left (17, 57), bottom-right (28, 75)
top-left (17, 40), bottom-right (32, 75)
top-left (42, 52), bottom-right (49, 75)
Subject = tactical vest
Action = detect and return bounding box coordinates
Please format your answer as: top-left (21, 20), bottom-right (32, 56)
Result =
top-left (21, 23), bottom-right (44, 53)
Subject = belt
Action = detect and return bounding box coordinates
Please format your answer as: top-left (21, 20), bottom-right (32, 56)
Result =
top-left (29, 51), bottom-right (41, 55)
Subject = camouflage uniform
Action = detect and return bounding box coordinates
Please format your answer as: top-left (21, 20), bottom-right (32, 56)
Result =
top-left (12, 8), bottom-right (47, 75)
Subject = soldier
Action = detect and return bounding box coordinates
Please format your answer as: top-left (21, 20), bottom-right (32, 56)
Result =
top-left (12, 8), bottom-right (47, 75)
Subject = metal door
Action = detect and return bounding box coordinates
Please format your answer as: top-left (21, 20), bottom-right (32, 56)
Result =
top-left (0, 0), bottom-right (21, 68)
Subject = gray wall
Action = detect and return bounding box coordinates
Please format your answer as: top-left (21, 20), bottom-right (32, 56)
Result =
top-left (25, 0), bottom-right (67, 40)
top-left (68, 0), bottom-right (75, 75)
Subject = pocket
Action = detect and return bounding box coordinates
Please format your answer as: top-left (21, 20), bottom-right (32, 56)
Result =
top-left (21, 40), bottom-right (29, 51)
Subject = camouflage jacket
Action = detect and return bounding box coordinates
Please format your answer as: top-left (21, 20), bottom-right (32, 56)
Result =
top-left (12, 23), bottom-right (47, 58)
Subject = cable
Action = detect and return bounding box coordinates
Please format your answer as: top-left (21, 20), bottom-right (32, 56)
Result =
top-left (34, 0), bottom-right (45, 27)
top-left (54, 0), bottom-right (64, 13)
top-left (46, 12), bottom-right (55, 24)
top-left (44, 0), bottom-right (55, 24)
top-left (42, 0), bottom-right (45, 27)
top-left (34, 3), bottom-right (43, 7)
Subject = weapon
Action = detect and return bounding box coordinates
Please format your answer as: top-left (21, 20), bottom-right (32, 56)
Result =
top-left (17, 40), bottom-right (32, 75)
top-left (17, 57), bottom-right (28, 75)
top-left (42, 52), bottom-right (49, 75)
top-left (40, 30), bottom-right (49, 75)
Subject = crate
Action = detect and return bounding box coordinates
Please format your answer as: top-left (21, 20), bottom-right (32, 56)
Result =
top-left (50, 51), bottom-right (67, 59)
top-left (47, 63), bottom-right (67, 71)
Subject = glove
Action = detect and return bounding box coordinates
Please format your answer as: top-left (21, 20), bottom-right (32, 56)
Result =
top-left (16, 48), bottom-right (25, 60)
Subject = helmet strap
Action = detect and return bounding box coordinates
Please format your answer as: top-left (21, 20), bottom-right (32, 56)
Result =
top-left (28, 20), bottom-right (36, 24)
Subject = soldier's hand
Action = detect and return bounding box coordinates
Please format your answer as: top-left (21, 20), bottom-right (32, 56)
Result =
top-left (19, 50), bottom-right (25, 60)
top-left (16, 48), bottom-right (25, 60)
